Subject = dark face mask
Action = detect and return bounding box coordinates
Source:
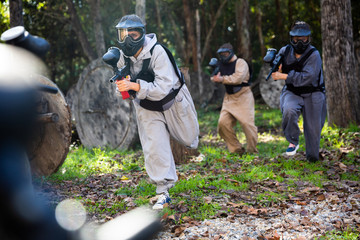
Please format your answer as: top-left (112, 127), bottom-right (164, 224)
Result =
top-left (218, 52), bottom-right (234, 64)
top-left (290, 39), bottom-right (310, 54)
top-left (118, 29), bottom-right (145, 57)
top-left (118, 32), bottom-right (145, 57)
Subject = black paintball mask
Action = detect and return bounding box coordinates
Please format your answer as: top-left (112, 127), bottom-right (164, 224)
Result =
top-left (289, 21), bottom-right (311, 54)
top-left (217, 46), bottom-right (234, 64)
top-left (116, 15), bottom-right (145, 57)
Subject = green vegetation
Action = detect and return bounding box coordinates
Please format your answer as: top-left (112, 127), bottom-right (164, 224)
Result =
top-left (45, 104), bottom-right (360, 238)
top-left (315, 228), bottom-right (360, 240)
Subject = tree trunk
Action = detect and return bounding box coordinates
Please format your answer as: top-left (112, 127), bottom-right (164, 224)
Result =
top-left (64, 0), bottom-right (97, 61)
top-left (201, 0), bottom-right (228, 63)
top-left (254, 0), bottom-right (265, 58)
top-left (355, 39), bottom-right (360, 99)
top-left (9, 0), bottom-right (23, 27)
top-left (170, 137), bottom-right (199, 164)
top-left (275, 0), bottom-right (284, 46)
top-left (154, 0), bottom-right (162, 42)
top-left (136, 0), bottom-right (146, 24)
top-left (235, 0), bottom-right (252, 61)
top-left (288, 0), bottom-right (294, 26)
top-left (182, 0), bottom-right (198, 71)
top-left (89, 0), bottom-right (105, 57)
top-left (29, 76), bottom-right (72, 176)
top-left (321, 0), bottom-right (360, 126)
top-left (168, 13), bottom-right (187, 63)
top-left (195, 9), bottom-right (203, 101)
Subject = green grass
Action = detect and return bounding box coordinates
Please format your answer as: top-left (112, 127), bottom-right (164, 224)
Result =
top-left (315, 228), bottom-right (360, 240)
top-left (42, 103), bottom-right (360, 238)
top-left (48, 146), bottom-right (144, 181)
top-left (255, 104), bottom-right (283, 128)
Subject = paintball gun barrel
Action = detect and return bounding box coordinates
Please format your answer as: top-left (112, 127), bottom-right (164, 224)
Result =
top-left (263, 48), bottom-right (284, 81)
top-left (102, 47), bottom-right (131, 99)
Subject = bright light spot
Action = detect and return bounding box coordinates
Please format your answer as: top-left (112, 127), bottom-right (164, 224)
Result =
top-left (96, 207), bottom-right (159, 240)
top-left (55, 199), bottom-right (87, 231)
top-left (227, 26), bottom-right (233, 32)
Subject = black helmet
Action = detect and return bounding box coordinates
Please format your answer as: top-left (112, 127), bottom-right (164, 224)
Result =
top-left (116, 14), bottom-right (145, 57)
top-left (289, 21), bottom-right (311, 54)
top-left (217, 43), bottom-right (234, 64)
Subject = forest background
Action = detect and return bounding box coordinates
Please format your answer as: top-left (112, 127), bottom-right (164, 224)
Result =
top-left (1, 0), bottom-right (360, 128)
top-left (1, 1), bottom-right (360, 238)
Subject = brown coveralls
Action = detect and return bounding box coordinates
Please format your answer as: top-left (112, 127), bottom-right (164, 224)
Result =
top-left (218, 57), bottom-right (258, 153)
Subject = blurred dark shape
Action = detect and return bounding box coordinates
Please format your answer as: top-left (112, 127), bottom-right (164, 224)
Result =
top-left (1, 26), bottom-right (50, 59)
top-left (0, 27), bottom-right (161, 239)
top-left (0, 26), bottom-right (71, 239)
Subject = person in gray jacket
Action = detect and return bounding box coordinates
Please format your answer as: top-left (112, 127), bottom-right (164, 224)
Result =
top-left (271, 21), bottom-right (326, 162)
top-left (114, 14), bottom-right (199, 209)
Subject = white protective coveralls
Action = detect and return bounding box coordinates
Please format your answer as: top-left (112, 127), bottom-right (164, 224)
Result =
top-left (117, 33), bottom-right (199, 194)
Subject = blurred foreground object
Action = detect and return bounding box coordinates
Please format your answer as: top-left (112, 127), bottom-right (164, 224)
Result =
top-left (95, 207), bottom-right (162, 240)
top-left (0, 29), bottom-right (161, 240)
top-left (1, 26), bottom-right (50, 58)
top-left (0, 43), bottom-right (72, 240)
top-left (1, 26), bottom-right (72, 177)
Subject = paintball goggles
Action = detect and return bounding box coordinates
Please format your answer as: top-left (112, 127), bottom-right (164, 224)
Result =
top-left (102, 47), bottom-right (132, 99)
top-left (263, 48), bottom-right (284, 81)
top-left (208, 58), bottom-right (220, 76)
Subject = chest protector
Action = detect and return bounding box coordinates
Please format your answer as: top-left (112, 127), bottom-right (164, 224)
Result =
top-left (282, 45), bottom-right (324, 95)
top-left (124, 43), bottom-right (185, 111)
top-left (219, 59), bottom-right (250, 94)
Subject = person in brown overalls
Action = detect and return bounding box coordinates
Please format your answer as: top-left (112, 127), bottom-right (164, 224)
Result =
top-left (211, 43), bottom-right (258, 155)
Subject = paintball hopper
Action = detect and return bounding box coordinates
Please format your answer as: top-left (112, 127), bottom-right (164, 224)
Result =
top-left (1, 26), bottom-right (50, 58)
top-left (208, 57), bottom-right (220, 76)
top-left (263, 48), bottom-right (277, 63)
top-left (102, 46), bottom-right (131, 99)
top-left (102, 47), bottom-right (121, 69)
top-left (209, 57), bottom-right (219, 67)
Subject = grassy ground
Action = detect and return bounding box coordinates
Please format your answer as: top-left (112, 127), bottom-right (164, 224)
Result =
top-left (41, 103), bottom-right (360, 239)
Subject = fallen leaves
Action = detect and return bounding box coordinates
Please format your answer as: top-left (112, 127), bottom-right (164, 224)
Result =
top-left (35, 134), bottom-right (360, 240)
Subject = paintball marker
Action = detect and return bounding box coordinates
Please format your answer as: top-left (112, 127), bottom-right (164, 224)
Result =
top-left (102, 47), bottom-right (131, 99)
top-left (208, 57), bottom-right (220, 76)
top-left (263, 48), bottom-right (284, 81)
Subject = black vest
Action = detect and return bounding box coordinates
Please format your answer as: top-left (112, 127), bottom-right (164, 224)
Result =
top-left (282, 45), bottom-right (324, 95)
top-left (124, 43), bottom-right (185, 112)
top-left (219, 59), bottom-right (249, 94)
